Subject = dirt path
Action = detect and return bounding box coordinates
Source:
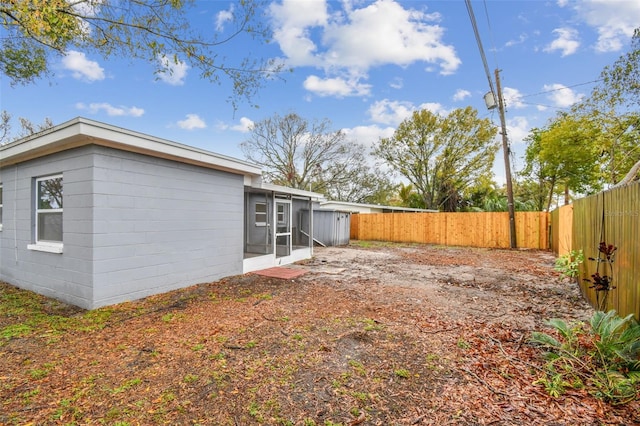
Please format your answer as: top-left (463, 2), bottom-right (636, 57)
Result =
top-left (304, 244), bottom-right (593, 328)
top-left (1, 243), bottom-right (637, 425)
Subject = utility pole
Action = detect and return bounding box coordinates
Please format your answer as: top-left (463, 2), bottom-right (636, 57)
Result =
top-left (494, 69), bottom-right (517, 249)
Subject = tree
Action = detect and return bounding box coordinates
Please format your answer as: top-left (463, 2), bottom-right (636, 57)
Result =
top-left (241, 113), bottom-right (393, 203)
top-left (571, 27), bottom-right (640, 185)
top-left (323, 165), bottom-right (397, 205)
top-left (374, 107), bottom-right (498, 212)
top-left (0, 0), bottom-right (282, 107)
top-left (522, 114), bottom-right (604, 209)
top-left (0, 111), bottom-right (54, 145)
top-left (394, 183), bottom-right (426, 209)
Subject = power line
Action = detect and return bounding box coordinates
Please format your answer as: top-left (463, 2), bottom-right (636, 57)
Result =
top-left (519, 79), bottom-right (603, 99)
top-left (482, 0), bottom-right (499, 69)
top-left (465, 0), bottom-right (496, 99)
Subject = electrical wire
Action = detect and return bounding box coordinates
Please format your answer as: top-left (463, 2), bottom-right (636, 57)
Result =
top-left (519, 79), bottom-right (603, 99)
top-left (465, 0), bottom-right (496, 99)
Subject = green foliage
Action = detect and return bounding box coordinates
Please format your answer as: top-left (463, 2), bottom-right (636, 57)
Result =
top-left (531, 310), bottom-right (640, 404)
top-left (554, 249), bottom-right (584, 278)
top-left (524, 29), bottom-right (640, 196)
top-left (375, 107), bottom-right (499, 211)
top-left (394, 369), bottom-right (410, 379)
top-left (1, 0), bottom-right (282, 108)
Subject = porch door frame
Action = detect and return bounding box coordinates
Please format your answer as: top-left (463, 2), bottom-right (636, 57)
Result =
top-left (274, 198), bottom-right (292, 258)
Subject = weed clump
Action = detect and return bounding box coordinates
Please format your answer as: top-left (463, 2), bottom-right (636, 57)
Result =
top-left (531, 310), bottom-right (640, 404)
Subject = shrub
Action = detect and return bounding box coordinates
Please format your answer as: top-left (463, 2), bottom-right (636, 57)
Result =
top-left (554, 249), bottom-right (584, 279)
top-left (530, 310), bottom-right (640, 404)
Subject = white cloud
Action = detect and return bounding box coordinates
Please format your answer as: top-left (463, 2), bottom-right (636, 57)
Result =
top-left (157, 54), bottom-right (189, 85)
top-left (544, 83), bottom-right (584, 108)
top-left (303, 75), bottom-right (371, 97)
top-left (269, 0), bottom-right (461, 98)
top-left (418, 102), bottom-right (448, 116)
top-left (342, 125), bottom-right (396, 149)
top-left (216, 4), bottom-right (234, 31)
top-left (389, 77), bottom-right (403, 90)
top-left (502, 87), bottom-right (526, 109)
top-left (231, 117), bottom-right (254, 133)
top-left (367, 99), bottom-right (415, 125)
top-left (453, 89), bottom-right (471, 102)
top-left (563, 0), bottom-right (640, 52)
top-left (544, 27), bottom-right (580, 56)
top-left (506, 116), bottom-right (530, 145)
top-left (177, 114), bottom-right (206, 130)
top-left (75, 102), bottom-right (144, 117)
top-left (367, 99), bottom-right (446, 126)
top-left (62, 50), bottom-right (105, 81)
top-left (505, 33), bottom-right (527, 47)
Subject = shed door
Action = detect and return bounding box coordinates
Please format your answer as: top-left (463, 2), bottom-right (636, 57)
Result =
top-left (275, 200), bottom-right (291, 257)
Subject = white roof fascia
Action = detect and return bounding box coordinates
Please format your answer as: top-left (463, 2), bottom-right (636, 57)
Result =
top-left (319, 200), bottom-right (437, 213)
top-left (0, 117), bottom-right (262, 177)
top-left (249, 181), bottom-right (324, 200)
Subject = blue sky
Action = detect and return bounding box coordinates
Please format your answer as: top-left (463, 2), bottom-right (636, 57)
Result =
top-left (2, 0), bottom-right (639, 184)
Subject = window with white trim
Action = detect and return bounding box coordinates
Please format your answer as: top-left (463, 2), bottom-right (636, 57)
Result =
top-left (255, 202), bottom-right (267, 226)
top-left (29, 175), bottom-right (63, 252)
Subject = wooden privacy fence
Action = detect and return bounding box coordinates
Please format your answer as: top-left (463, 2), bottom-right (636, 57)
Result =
top-left (571, 181), bottom-right (640, 319)
top-left (350, 211), bottom-right (550, 249)
top-left (549, 204), bottom-right (574, 256)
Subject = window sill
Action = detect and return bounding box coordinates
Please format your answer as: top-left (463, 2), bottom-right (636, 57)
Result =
top-left (27, 242), bottom-right (64, 254)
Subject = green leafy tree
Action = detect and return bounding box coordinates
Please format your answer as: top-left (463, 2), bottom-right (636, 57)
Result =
top-left (0, 0), bottom-right (282, 107)
top-left (325, 167), bottom-right (397, 205)
top-left (394, 183), bottom-right (426, 209)
top-left (374, 107), bottom-right (498, 211)
top-left (573, 27), bottom-right (640, 186)
top-left (523, 114), bottom-right (603, 207)
top-left (241, 113), bottom-right (392, 203)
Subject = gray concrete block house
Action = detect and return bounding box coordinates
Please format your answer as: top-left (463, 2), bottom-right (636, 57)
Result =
top-left (0, 117), bottom-right (319, 309)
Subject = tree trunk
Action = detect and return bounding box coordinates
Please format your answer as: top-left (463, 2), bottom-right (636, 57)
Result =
top-left (613, 158), bottom-right (640, 187)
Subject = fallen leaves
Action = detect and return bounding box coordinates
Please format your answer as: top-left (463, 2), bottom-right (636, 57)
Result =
top-left (1, 244), bottom-right (639, 424)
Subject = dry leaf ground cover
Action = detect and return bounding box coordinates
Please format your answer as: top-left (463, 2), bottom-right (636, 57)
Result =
top-left (1, 242), bottom-right (639, 425)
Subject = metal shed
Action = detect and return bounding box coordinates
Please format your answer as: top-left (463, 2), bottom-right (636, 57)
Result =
top-left (312, 209), bottom-right (351, 247)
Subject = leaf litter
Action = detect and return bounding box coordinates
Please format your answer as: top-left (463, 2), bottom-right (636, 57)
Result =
top-left (1, 243), bottom-right (638, 425)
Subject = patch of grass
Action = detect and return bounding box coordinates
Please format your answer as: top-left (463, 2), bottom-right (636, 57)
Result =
top-left (348, 359), bottom-right (367, 376)
top-left (247, 401), bottom-right (265, 422)
top-left (256, 293), bottom-right (273, 301)
top-left (1, 323), bottom-right (33, 340)
top-left (183, 374), bottom-right (199, 384)
top-left (456, 338), bottom-right (471, 349)
top-left (111, 378), bottom-right (142, 394)
top-left (362, 318), bottom-right (383, 332)
top-left (21, 388), bottom-right (40, 405)
top-left (394, 368), bottom-right (410, 379)
top-left (29, 362), bottom-right (55, 380)
top-left (0, 283), bottom-right (115, 346)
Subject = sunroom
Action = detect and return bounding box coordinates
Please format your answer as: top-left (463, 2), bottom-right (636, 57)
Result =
top-left (243, 183), bottom-right (317, 273)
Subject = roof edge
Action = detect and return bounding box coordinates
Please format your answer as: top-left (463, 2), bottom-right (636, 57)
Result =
top-left (0, 117), bottom-right (262, 176)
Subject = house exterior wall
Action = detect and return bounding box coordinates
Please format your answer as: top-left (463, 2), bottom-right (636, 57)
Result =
top-left (0, 146), bottom-right (96, 308)
top-left (0, 145), bottom-right (245, 309)
top-left (90, 146), bottom-right (244, 307)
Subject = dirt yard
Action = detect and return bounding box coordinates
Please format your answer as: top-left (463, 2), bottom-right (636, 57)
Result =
top-left (1, 242), bottom-right (638, 425)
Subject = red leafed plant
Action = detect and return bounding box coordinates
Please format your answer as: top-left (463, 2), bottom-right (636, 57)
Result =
top-left (584, 242), bottom-right (617, 311)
